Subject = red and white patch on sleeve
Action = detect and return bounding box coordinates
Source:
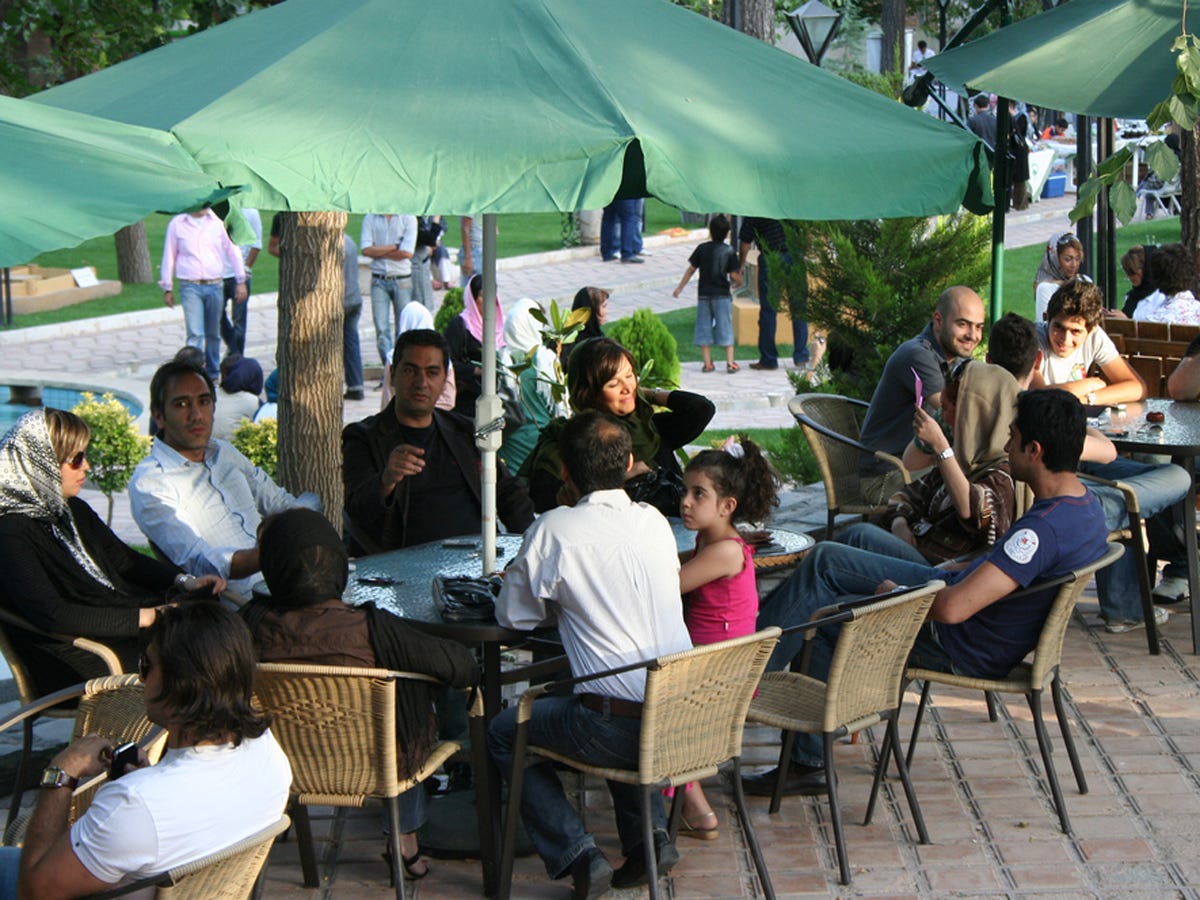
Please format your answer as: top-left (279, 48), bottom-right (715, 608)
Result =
top-left (1003, 528), bottom-right (1039, 565)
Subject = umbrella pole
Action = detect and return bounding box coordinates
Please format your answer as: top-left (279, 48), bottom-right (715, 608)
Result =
top-left (990, 97), bottom-right (1012, 322)
top-left (478, 213), bottom-right (501, 575)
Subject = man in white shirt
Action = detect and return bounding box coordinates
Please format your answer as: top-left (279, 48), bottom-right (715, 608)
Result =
top-left (488, 411), bottom-right (691, 899)
top-left (130, 360), bottom-right (320, 596)
top-left (361, 213), bottom-right (418, 367)
top-left (3, 603), bottom-right (291, 899)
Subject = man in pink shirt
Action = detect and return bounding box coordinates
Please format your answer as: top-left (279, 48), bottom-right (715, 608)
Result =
top-left (160, 204), bottom-right (247, 378)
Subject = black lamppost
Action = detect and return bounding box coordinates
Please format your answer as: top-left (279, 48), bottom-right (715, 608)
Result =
top-left (786, 0), bottom-right (844, 66)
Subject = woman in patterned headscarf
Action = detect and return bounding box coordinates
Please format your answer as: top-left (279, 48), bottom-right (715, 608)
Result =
top-left (0, 408), bottom-right (223, 692)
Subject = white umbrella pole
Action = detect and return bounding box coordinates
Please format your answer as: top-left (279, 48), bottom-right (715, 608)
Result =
top-left (477, 213), bottom-right (501, 574)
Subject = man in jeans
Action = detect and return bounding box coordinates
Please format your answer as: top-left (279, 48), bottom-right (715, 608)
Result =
top-left (361, 213), bottom-right (417, 367)
top-left (489, 411), bottom-right (691, 898)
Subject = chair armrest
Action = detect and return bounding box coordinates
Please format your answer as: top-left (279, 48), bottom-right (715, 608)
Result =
top-left (873, 450), bottom-right (913, 483)
top-left (0, 607), bottom-right (125, 677)
top-left (794, 413), bottom-right (873, 454)
top-left (0, 682), bottom-right (88, 735)
top-left (69, 638), bottom-right (122, 676)
top-left (1078, 472), bottom-right (1141, 515)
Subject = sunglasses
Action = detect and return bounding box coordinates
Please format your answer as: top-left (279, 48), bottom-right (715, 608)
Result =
top-left (1056, 233), bottom-right (1077, 247)
top-left (65, 451), bottom-right (87, 470)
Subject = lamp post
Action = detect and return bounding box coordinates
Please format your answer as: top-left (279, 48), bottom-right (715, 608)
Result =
top-left (786, 0), bottom-right (844, 66)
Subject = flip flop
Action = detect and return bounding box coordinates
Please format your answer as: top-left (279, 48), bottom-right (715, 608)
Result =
top-left (727, 362), bottom-right (740, 373)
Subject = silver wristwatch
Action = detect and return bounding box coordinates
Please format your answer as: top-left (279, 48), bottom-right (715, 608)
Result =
top-left (40, 766), bottom-right (79, 789)
top-left (936, 447), bottom-right (955, 461)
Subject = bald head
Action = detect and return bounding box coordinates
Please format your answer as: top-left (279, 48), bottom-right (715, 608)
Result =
top-left (932, 286), bottom-right (985, 361)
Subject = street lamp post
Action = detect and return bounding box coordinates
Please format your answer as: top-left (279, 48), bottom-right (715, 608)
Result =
top-left (786, 0), bottom-right (844, 66)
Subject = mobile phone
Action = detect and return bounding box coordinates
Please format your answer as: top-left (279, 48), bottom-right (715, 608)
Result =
top-left (442, 539), bottom-right (479, 549)
top-left (109, 741), bottom-right (139, 781)
top-left (357, 575), bottom-right (398, 586)
top-left (911, 367), bottom-right (923, 409)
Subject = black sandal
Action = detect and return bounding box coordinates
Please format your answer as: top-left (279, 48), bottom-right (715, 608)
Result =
top-left (402, 851), bottom-right (430, 881)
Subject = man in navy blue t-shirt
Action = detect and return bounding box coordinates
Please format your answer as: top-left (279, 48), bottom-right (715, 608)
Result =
top-left (747, 389), bottom-right (1109, 797)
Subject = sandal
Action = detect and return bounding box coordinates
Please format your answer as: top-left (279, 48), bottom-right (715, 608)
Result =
top-left (402, 851), bottom-right (430, 880)
top-left (678, 811), bottom-right (719, 841)
top-left (701, 363), bottom-right (716, 373)
top-left (727, 362), bottom-right (740, 373)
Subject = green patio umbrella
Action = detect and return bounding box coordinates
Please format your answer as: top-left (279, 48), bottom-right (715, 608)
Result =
top-left (32, 0), bottom-right (990, 219)
top-left (926, 0), bottom-right (1192, 119)
top-left (0, 95), bottom-right (229, 268)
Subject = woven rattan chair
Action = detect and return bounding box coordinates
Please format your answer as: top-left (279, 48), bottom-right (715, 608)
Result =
top-left (253, 663), bottom-right (467, 900)
top-left (901, 543), bottom-right (1124, 835)
top-left (788, 393), bottom-right (911, 540)
top-left (496, 629), bottom-right (781, 900)
top-left (81, 813), bottom-right (290, 899)
top-left (745, 581), bottom-right (943, 886)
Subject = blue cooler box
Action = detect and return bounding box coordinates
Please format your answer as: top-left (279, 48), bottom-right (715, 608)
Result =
top-left (1042, 173), bottom-right (1067, 198)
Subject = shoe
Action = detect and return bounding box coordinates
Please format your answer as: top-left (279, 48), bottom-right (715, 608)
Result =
top-left (401, 851), bottom-right (429, 881)
top-left (748, 362), bottom-right (778, 371)
top-left (611, 831), bottom-right (679, 889)
top-left (727, 362), bottom-right (740, 373)
top-left (678, 811), bottom-right (719, 841)
top-left (620, 256), bottom-right (645, 264)
top-left (1153, 575), bottom-right (1189, 605)
top-left (569, 847), bottom-right (612, 900)
top-left (1105, 606), bottom-right (1170, 634)
top-left (741, 762), bottom-right (827, 797)
top-left (701, 363), bottom-right (716, 373)
top-left (602, 255), bottom-right (619, 262)
top-left (343, 388), bottom-right (365, 401)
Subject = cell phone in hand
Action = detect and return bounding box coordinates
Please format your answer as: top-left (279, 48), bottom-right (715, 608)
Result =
top-left (109, 741), bottom-right (139, 780)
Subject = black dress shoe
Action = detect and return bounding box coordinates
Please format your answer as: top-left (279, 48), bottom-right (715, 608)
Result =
top-left (343, 388), bottom-right (365, 401)
top-left (611, 830), bottom-right (679, 889)
top-left (569, 847), bottom-right (612, 900)
top-left (748, 361), bottom-right (778, 371)
top-left (742, 762), bottom-right (827, 797)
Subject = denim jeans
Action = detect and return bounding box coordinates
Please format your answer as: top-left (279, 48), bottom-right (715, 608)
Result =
top-left (488, 694), bottom-right (665, 878)
top-left (179, 280), bottom-right (223, 377)
top-left (411, 246), bottom-right (435, 311)
top-left (343, 303), bottom-right (364, 391)
top-left (220, 274), bottom-right (250, 355)
top-left (600, 200), bottom-right (641, 261)
top-left (755, 252), bottom-right (808, 367)
top-left (756, 539), bottom-right (950, 768)
top-left (370, 275), bottom-right (412, 364)
top-left (1081, 459), bottom-right (1190, 621)
top-left (0, 846), bottom-right (17, 897)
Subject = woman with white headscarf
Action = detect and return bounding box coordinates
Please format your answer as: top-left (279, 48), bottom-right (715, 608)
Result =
top-left (498, 298), bottom-right (567, 473)
top-left (0, 408), bottom-right (224, 692)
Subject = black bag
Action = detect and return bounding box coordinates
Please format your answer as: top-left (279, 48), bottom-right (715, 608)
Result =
top-left (624, 467), bottom-right (685, 519)
top-left (432, 575), bottom-right (503, 623)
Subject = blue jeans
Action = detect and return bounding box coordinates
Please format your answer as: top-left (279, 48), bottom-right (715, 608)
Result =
top-left (756, 539), bottom-right (952, 768)
top-left (488, 695), bottom-right (665, 878)
top-left (0, 846), bottom-right (17, 897)
top-left (1082, 459), bottom-right (1190, 621)
top-left (411, 246), bottom-right (435, 311)
top-left (179, 280), bottom-right (223, 377)
top-left (343, 303), bottom-right (364, 391)
top-left (220, 274), bottom-right (250, 355)
top-left (370, 275), bottom-right (412, 364)
top-left (600, 200), bottom-right (641, 261)
top-left (755, 252), bottom-right (809, 367)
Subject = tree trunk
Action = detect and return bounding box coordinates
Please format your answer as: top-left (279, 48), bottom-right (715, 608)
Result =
top-left (725, 0), bottom-right (774, 43)
top-left (276, 211), bottom-right (347, 527)
top-left (114, 221), bottom-right (153, 284)
top-left (1181, 126), bottom-right (1200, 297)
top-left (881, 0), bottom-right (905, 75)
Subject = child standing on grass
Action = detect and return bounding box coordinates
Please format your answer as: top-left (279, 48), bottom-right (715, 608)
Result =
top-left (673, 215), bottom-right (742, 373)
top-left (675, 435), bottom-right (781, 839)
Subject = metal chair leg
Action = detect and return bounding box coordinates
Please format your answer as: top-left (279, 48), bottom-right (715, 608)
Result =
top-left (1027, 689), bottom-right (1072, 834)
top-left (1050, 674), bottom-right (1088, 795)
top-left (863, 722), bottom-right (890, 826)
top-left (497, 718), bottom-right (532, 900)
top-left (290, 799), bottom-right (319, 888)
top-left (730, 758), bottom-right (775, 899)
top-left (771, 730), bottom-right (796, 814)
top-left (1128, 528), bottom-right (1160, 654)
top-left (823, 732), bottom-right (850, 885)
top-left (641, 786), bottom-right (660, 900)
top-left (886, 717), bottom-right (929, 844)
top-left (985, 691), bottom-right (998, 722)
top-left (905, 681), bottom-right (933, 768)
top-left (386, 795), bottom-right (406, 900)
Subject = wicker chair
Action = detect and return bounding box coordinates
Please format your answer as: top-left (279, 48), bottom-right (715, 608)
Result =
top-left (901, 543), bottom-right (1124, 835)
top-left (496, 629), bottom-right (781, 900)
top-left (81, 813), bottom-right (290, 899)
top-left (788, 393), bottom-right (911, 540)
top-left (253, 663), bottom-right (468, 900)
top-left (745, 581), bottom-right (942, 886)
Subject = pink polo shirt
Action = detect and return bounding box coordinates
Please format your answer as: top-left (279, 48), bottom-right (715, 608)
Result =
top-left (159, 209), bottom-right (245, 291)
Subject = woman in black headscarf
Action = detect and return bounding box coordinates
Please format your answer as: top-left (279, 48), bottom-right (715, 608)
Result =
top-left (241, 508), bottom-right (479, 881)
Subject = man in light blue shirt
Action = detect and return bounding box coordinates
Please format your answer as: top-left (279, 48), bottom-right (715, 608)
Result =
top-left (130, 360), bottom-right (320, 596)
top-left (361, 213), bottom-right (418, 366)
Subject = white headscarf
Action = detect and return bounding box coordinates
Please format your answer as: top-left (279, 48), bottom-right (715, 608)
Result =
top-left (502, 298), bottom-right (566, 415)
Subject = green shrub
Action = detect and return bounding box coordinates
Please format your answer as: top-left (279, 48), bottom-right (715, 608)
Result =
top-left (434, 287), bottom-right (465, 332)
top-left (606, 309), bottom-right (681, 389)
top-left (71, 392), bottom-right (151, 525)
top-left (839, 67), bottom-right (903, 100)
top-left (232, 417), bottom-right (278, 479)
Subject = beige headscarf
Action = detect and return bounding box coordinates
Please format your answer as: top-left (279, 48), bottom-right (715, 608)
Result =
top-left (951, 362), bottom-right (1020, 475)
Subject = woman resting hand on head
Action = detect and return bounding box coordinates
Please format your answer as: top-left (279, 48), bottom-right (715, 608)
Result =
top-left (0, 408), bottom-right (224, 693)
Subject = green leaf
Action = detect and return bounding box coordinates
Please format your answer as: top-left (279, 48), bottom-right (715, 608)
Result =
top-left (528, 306), bottom-right (548, 326)
top-left (1174, 34), bottom-right (1190, 52)
top-left (1147, 99), bottom-right (1175, 131)
top-left (1076, 176), bottom-right (1105, 203)
top-left (1168, 94), bottom-right (1197, 129)
top-left (1096, 147), bottom-right (1133, 179)
top-left (563, 308), bottom-right (592, 330)
top-left (1110, 179), bottom-right (1138, 226)
top-left (1145, 140), bottom-right (1180, 183)
top-left (1181, 45), bottom-right (1200, 94)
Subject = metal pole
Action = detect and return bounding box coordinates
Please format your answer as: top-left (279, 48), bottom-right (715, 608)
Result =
top-left (992, 97), bottom-right (1012, 323)
top-left (1101, 118), bottom-right (1118, 305)
top-left (478, 213), bottom-right (500, 575)
top-left (1076, 116), bottom-right (1094, 290)
top-left (2, 268), bottom-right (10, 327)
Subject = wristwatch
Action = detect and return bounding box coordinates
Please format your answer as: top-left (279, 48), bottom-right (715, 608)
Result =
top-left (40, 766), bottom-right (79, 790)
top-left (936, 447), bottom-right (955, 461)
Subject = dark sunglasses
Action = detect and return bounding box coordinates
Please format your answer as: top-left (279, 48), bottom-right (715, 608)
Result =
top-left (1056, 232), bottom-right (1077, 247)
top-left (65, 451), bottom-right (87, 470)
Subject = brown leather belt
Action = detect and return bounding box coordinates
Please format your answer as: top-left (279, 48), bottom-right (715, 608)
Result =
top-left (580, 693), bottom-right (643, 718)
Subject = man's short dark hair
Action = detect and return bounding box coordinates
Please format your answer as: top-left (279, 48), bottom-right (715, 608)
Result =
top-left (561, 411), bottom-right (631, 495)
top-left (988, 313), bottom-right (1038, 380)
top-left (393, 329), bottom-right (449, 370)
top-left (972, 94), bottom-right (990, 111)
top-left (146, 603), bottom-right (269, 746)
top-left (150, 359), bottom-right (215, 416)
top-left (1014, 389), bottom-right (1085, 472)
top-left (1047, 278), bottom-right (1105, 330)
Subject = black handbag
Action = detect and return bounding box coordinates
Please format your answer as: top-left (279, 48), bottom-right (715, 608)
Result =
top-left (432, 575), bottom-right (503, 623)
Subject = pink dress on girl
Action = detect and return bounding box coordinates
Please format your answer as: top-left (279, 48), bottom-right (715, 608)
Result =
top-left (683, 536), bottom-right (757, 644)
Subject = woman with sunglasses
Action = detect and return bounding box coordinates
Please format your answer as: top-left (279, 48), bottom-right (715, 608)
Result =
top-left (0, 408), bottom-right (224, 693)
top-left (1034, 232), bottom-right (1090, 323)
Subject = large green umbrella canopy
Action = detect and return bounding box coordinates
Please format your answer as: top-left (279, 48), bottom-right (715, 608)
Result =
top-left (32, 0), bottom-right (990, 218)
top-left (0, 95), bottom-right (229, 268)
top-left (926, 0), bottom-right (1192, 119)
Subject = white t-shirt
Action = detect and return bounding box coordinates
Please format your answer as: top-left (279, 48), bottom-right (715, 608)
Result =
top-left (1034, 281), bottom-right (1058, 323)
top-left (1036, 321), bottom-right (1120, 385)
top-left (71, 731), bottom-right (291, 890)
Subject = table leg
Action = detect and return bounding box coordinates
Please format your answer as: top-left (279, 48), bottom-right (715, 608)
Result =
top-left (1176, 456), bottom-right (1200, 653)
top-left (475, 641), bottom-right (503, 896)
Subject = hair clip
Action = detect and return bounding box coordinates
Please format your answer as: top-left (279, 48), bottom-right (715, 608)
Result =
top-left (722, 435), bottom-right (745, 459)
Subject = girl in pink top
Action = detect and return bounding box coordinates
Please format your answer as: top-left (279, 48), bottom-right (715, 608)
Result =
top-left (676, 435), bottom-right (781, 840)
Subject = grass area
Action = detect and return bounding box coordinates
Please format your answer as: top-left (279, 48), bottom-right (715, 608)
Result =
top-left (9, 201), bottom-right (687, 329)
top-left (696, 426), bottom-right (819, 487)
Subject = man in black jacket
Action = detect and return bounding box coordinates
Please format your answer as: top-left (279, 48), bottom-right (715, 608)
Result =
top-left (342, 329), bottom-right (535, 552)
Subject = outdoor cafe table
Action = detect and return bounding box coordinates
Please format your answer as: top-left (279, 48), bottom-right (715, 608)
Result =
top-left (344, 524), bottom-right (813, 892)
top-left (1103, 398), bottom-right (1200, 652)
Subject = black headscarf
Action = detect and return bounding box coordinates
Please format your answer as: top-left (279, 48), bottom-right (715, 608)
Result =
top-left (258, 508), bottom-right (348, 608)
